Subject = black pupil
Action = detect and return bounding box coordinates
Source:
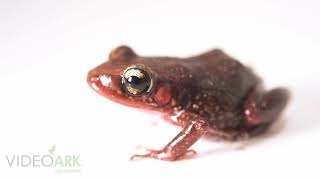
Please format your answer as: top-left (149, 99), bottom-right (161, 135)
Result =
top-left (127, 76), bottom-right (142, 85)
top-left (125, 70), bottom-right (150, 94)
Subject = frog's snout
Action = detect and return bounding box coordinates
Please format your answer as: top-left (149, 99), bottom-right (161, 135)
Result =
top-left (87, 70), bottom-right (122, 97)
top-left (87, 73), bottom-right (102, 92)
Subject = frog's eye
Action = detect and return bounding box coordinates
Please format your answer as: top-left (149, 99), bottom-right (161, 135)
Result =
top-left (122, 66), bottom-right (154, 96)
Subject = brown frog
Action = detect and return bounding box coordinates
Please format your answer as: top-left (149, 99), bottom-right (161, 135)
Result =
top-left (87, 45), bottom-right (289, 161)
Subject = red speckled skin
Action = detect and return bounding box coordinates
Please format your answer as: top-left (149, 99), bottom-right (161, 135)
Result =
top-left (87, 46), bottom-right (289, 161)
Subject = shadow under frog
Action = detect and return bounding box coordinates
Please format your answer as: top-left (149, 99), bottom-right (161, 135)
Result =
top-left (87, 45), bottom-right (290, 161)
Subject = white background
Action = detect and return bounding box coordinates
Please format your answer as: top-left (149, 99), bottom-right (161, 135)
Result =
top-left (0, 0), bottom-right (320, 179)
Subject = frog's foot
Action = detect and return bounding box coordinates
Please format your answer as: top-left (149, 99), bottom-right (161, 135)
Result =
top-left (243, 87), bottom-right (289, 137)
top-left (130, 148), bottom-right (196, 161)
top-left (244, 88), bottom-right (289, 125)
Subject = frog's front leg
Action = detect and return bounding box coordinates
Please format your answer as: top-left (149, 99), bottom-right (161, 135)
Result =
top-left (130, 113), bottom-right (208, 161)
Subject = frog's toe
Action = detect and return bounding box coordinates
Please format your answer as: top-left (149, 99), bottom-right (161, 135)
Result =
top-left (129, 149), bottom-right (164, 160)
top-left (130, 148), bottom-right (197, 161)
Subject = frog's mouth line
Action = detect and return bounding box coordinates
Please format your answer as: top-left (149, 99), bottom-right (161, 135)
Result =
top-left (87, 73), bottom-right (163, 111)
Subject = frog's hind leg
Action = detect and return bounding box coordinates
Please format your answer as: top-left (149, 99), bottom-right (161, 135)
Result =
top-left (205, 88), bottom-right (289, 141)
top-left (243, 87), bottom-right (290, 135)
top-left (207, 87), bottom-right (289, 145)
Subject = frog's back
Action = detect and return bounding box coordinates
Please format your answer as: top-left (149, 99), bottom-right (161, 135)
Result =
top-left (184, 49), bottom-right (260, 110)
top-left (138, 49), bottom-right (259, 111)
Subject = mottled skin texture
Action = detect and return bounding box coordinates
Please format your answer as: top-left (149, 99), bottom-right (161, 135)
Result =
top-left (87, 45), bottom-right (289, 161)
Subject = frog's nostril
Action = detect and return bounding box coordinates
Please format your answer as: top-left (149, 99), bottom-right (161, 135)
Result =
top-left (87, 74), bottom-right (101, 91)
top-left (88, 75), bottom-right (99, 83)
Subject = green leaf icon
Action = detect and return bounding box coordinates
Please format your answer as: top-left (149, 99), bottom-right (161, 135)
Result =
top-left (48, 145), bottom-right (56, 155)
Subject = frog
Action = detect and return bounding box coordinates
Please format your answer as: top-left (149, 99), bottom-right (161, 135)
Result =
top-left (87, 45), bottom-right (289, 161)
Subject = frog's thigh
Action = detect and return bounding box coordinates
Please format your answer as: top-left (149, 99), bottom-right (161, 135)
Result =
top-left (243, 87), bottom-right (289, 126)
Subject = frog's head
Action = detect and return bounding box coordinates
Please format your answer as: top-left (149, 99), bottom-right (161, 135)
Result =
top-left (87, 45), bottom-right (173, 112)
